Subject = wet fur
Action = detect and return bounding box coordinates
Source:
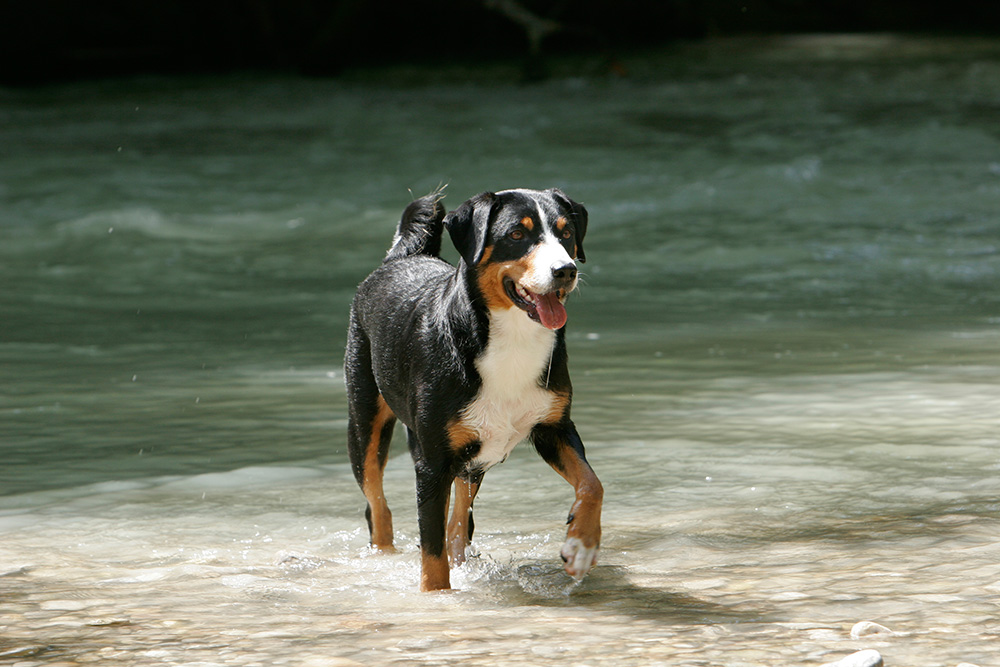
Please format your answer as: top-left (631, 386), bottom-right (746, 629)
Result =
top-left (345, 188), bottom-right (602, 590)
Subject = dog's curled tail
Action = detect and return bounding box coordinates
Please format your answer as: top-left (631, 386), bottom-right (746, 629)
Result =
top-left (384, 189), bottom-right (447, 263)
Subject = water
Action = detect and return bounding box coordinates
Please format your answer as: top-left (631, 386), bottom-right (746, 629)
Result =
top-left (3, 35), bottom-right (1000, 665)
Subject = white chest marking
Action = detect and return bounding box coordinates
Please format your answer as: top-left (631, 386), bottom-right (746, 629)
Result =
top-left (462, 307), bottom-right (557, 470)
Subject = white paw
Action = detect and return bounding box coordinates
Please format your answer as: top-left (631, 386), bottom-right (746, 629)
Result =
top-left (449, 541), bottom-right (480, 566)
top-left (560, 537), bottom-right (598, 579)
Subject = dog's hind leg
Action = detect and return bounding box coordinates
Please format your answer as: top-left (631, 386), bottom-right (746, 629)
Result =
top-left (447, 472), bottom-right (483, 565)
top-left (355, 395), bottom-right (396, 551)
top-left (346, 328), bottom-right (397, 551)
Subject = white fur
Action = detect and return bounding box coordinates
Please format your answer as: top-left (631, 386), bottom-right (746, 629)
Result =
top-left (462, 307), bottom-right (557, 470)
top-left (560, 537), bottom-right (598, 578)
top-left (521, 229), bottom-right (575, 295)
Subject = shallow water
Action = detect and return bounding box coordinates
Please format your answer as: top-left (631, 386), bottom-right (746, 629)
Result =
top-left (3, 36), bottom-right (1000, 666)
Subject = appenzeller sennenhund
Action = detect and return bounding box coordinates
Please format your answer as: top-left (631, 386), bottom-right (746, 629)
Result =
top-left (345, 188), bottom-right (602, 591)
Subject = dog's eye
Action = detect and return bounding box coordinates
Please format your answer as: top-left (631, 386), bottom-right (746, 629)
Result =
top-left (561, 229), bottom-right (572, 239)
top-left (509, 229), bottom-right (525, 241)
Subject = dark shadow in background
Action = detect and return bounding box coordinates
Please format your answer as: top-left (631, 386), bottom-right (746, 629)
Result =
top-left (2, 0), bottom-right (1000, 84)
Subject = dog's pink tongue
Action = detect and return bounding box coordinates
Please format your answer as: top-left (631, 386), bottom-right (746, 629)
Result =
top-left (535, 292), bottom-right (567, 330)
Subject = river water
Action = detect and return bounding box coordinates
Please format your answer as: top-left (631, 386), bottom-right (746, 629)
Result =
top-left (3, 35), bottom-right (1000, 666)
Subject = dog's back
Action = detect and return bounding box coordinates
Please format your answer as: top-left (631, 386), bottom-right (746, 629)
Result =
top-left (351, 191), bottom-right (452, 330)
top-left (346, 191), bottom-right (473, 434)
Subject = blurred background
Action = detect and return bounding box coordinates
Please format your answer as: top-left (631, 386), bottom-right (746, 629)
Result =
top-left (3, 0), bottom-right (1000, 84)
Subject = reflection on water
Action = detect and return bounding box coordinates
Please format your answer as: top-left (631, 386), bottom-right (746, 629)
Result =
top-left (3, 36), bottom-right (1000, 666)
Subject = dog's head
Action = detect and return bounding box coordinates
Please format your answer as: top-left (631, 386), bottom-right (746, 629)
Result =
top-left (445, 188), bottom-right (588, 330)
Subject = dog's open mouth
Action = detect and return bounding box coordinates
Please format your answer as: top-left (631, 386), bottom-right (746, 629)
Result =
top-left (504, 277), bottom-right (567, 330)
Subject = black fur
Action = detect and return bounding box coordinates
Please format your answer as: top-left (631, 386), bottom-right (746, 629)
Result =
top-left (345, 188), bottom-right (600, 590)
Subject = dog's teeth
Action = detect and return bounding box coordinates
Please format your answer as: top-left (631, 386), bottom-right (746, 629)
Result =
top-left (514, 285), bottom-right (540, 305)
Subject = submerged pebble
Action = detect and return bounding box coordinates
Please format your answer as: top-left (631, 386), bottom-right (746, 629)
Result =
top-left (0, 646), bottom-right (45, 659)
top-left (850, 621), bottom-right (895, 639)
top-left (820, 649), bottom-right (884, 667)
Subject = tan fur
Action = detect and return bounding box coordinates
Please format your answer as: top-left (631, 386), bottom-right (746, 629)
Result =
top-left (543, 389), bottom-right (571, 424)
top-left (447, 477), bottom-right (481, 564)
top-left (550, 441), bottom-right (603, 553)
top-left (362, 395), bottom-right (396, 551)
top-left (475, 247), bottom-right (537, 312)
top-left (420, 551), bottom-right (451, 591)
top-left (447, 417), bottom-right (478, 453)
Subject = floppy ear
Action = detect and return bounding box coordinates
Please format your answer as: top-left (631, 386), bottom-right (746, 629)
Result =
top-left (550, 188), bottom-right (588, 263)
top-left (445, 192), bottom-right (496, 266)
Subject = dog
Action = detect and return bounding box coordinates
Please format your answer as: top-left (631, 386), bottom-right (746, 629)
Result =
top-left (345, 188), bottom-right (602, 591)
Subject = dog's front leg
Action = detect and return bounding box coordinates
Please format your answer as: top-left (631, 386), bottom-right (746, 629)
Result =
top-left (447, 472), bottom-right (483, 565)
top-left (414, 456), bottom-right (454, 591)
top-left (531, 422), bottom-right (603, 579)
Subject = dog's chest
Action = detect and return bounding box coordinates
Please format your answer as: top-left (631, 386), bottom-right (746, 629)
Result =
top-left (461, 309), bottom-right (557, 470)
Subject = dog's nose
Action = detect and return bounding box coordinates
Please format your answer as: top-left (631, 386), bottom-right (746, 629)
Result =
top-left (552, 263), bottom-right (577, 283)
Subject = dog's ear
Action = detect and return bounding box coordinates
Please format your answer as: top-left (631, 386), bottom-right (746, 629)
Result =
top-left (550, 188), bottom-right (588, 263)
top-left (445, 192), bottom-right (496, 266)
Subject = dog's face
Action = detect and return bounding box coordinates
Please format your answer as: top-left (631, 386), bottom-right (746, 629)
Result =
top-left (445, 189), bottom-right (588, 330)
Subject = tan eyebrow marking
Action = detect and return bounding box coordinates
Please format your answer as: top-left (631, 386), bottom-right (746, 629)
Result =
top-left (520, 216), bottom-right (534, 231)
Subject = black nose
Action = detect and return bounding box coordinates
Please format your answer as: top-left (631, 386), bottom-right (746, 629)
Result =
top-left (552, 263), bottom-right (577, 282)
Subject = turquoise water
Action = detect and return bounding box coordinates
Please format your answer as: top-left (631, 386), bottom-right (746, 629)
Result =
top-left (2, 36), bottom-right (1000, 666)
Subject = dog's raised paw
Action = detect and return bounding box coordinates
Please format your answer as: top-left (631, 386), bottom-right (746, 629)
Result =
top-left (560, 537), bottom-right (598, 579)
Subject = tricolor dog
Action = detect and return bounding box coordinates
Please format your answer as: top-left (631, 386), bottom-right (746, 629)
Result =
top-left (345, 188), bottom-right (602, 591)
